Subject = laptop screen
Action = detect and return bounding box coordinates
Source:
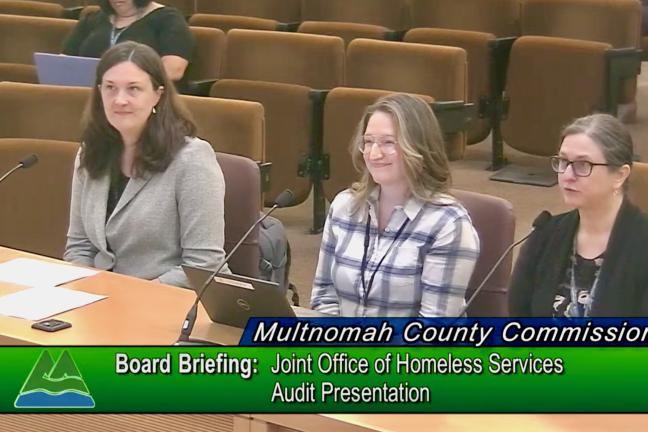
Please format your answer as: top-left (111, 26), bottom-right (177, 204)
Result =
top-left (34, 52), bottom-right (99, 87)
top-left (181, 265), bottom-right (296, 328)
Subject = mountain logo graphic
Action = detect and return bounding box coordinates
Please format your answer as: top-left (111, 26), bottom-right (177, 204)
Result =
top-left (14, 350), bottom-right (95, 408)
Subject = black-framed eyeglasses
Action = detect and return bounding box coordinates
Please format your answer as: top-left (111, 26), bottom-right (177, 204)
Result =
top-left (550, 156), bottom-right (616, 177)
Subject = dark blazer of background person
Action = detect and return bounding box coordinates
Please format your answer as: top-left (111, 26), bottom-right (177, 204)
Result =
top-left (63, 6), bottom-right (193, 88)
top-left (509, 200), bottom-right (648, 317)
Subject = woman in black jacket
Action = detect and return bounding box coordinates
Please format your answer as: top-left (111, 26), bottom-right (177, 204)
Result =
top-left (509, 113), bottom-right (648, 317)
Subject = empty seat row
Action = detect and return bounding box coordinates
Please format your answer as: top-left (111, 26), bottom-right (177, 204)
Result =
top-left (4, 0), bottom-right (640, 131)
top-left (0, 81), bottom-right (266, 174)
top-left (5, 0), bottom-right (641, 45)
top-left (1, 17), bottom-right (641, 226)
top-left (183, 0), bottom-right (640, 151)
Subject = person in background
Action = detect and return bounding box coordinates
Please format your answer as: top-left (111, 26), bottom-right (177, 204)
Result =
top-left (63, 0), bottom-right (193, 87)
top-left (509, 113), bottom-right (648, 317)
top-left (63, 41), bottom-right (227, 288)
top-left (311, 93), bottom-right (480, 317)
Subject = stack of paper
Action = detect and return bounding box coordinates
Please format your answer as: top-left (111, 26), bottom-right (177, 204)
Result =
top-left (0, 258), bottom-right (105, 320)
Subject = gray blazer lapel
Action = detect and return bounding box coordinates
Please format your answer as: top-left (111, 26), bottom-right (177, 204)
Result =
top-left (89, 176), bottom-right (110, 251)
top-left (107, 172), bottom-right (152, 223)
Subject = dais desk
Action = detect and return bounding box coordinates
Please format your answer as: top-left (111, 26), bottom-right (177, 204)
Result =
top-left (0, 246), bottom-right (241, 345)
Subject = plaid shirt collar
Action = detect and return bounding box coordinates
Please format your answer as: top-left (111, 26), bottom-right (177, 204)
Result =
top-left (355, 186), bottom-right (455, 223)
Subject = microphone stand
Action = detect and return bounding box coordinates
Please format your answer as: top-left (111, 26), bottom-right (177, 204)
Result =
top-left (175, 190), bottom-right (294, 345)
top-left (456, 211), bottom-right (552, 319)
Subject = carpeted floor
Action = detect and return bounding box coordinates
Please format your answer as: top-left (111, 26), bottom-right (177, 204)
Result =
top-left (274, 63), bottom-right (648, 308)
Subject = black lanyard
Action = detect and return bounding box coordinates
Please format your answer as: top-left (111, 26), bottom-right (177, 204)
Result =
top-left (360, 214), bottom-right (409, 306)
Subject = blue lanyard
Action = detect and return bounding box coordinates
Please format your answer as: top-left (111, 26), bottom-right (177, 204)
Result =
top-left (359, 214), bottom-right (409, 307)
top-left (110, 26), bottom-right (127, 47)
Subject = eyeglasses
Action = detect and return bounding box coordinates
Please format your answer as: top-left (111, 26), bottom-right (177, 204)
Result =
top-left (358, 135), bottom-right (398, 155)
top-left (550, 156), bottom-right (616, 177)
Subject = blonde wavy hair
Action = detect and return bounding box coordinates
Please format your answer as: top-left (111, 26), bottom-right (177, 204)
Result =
top-left (349, 93), bottom-right (451, 210)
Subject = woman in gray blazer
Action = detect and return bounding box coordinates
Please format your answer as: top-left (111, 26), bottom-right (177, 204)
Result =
top-left (64, 41), bottom-right (228, 288)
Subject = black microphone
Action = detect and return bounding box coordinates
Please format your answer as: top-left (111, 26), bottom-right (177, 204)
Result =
top-left (0, 154), bottom-right (39, 184)
top-left (456, 210), bottom-right (552, 318)
top-left (176, 188), bottom-right (295, 344)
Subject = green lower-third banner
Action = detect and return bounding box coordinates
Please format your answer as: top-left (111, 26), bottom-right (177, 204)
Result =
top-left (0, 346), bottom-right (645, 413)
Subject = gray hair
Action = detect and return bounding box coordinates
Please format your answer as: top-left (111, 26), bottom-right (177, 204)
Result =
top-left (561, 113), bottom-right (633, 190)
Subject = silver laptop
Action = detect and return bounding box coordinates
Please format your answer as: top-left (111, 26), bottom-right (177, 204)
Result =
top-left (34, 52), bottom-right (99, 87)
top-left (182, 265), bottom-right (296, 328)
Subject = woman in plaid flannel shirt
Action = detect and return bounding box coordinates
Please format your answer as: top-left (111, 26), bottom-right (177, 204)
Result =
top-left (311, 94), bottom-right (479, 317)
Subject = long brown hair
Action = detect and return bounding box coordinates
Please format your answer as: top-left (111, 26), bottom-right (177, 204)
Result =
top-left (349, 93), bottom-right (451, 211)
top-left (80, 41), bottom-right (196, 179)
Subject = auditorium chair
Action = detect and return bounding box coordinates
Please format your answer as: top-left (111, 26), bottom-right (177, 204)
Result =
top-left (183, 26), bottom-right (226, 87)
top-left (181, 94), bottom-right (266, 164)
top-left (404, 0), bottom-right (521, 147)
top-left (522, 0), bottom-right (640, 52)
top-left (0, 82), bottom-right (87, 141)
top-left (195, 0), bottom-right (301, 24)
top-left (297, 21), bottom-right (396, 47)
top-left (0, 14), bottom-right (76, 83)
top-left (189, 13), bottom-right (283, 33)
top-left (491, 36), bottom-right (640, 185)
top-left (629, 162), bottom-right (648, 214)
top-left (209, 29), bottom-right (344, 214)
top-left (216, 152), bottom-right (261, 278)
top-left (300, 0), bottom-right (409, 31)
top-left (298, 0), bottom-right (408, 46)
top-left (0, 82), bottom-right (266, 170)
top-left (520, 0), bottom-right (642, 119)
top-left (404, 28), bottom-right (498, 145)
top-left (345, 39), bottom-right (469, 161)
top-left (408, 0), bottom-right (520, 37)
top-left (0, 0), bottom-right (64, 18)
top-left (0, 138), bottom-right (79, 258)
top-left (453, 189), bottom-right (515, 317)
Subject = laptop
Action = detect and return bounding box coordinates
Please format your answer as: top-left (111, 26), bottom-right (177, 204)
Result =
top-left (182, 265), bottom-right (296, 328)
top-left (34, 52), bottom-right (100, 87)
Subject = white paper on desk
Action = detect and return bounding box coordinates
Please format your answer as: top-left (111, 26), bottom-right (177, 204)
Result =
top-left (0, 258), bottom-right (98, 287)
top-left (0, 286), bottom-right (106, 320)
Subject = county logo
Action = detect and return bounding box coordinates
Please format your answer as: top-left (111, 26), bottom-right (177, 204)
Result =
top-left (15, 350), bottom-right (95, 408)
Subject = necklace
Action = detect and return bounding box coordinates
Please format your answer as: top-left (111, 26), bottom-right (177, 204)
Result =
top-left (568, 235), bottom-right (603, 317)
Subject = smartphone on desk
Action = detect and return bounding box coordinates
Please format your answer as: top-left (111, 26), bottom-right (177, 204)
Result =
top-left (32, 319), bottom-right (72, 332)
